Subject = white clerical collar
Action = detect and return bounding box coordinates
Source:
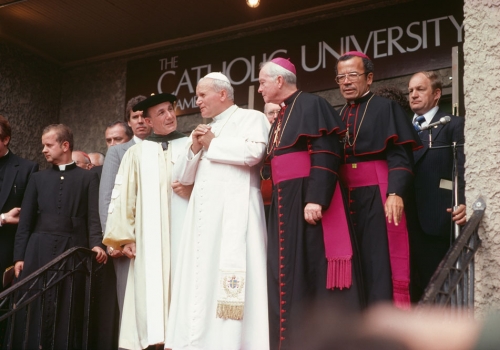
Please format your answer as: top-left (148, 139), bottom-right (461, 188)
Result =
top-left (58, 161), bottom-right (75, 171)
top-left (412, 106), bottom-right (439, 126)
top-left (349, 90), bottom-right (371, 105)
top-left (212, 105), bottom-right (237, 123)
top-left (0, 150), bottom-right (9, 158)
top-left (133, 135), bottom-right (143, 144)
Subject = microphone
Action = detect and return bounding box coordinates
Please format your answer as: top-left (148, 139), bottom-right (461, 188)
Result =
top-left (419, 116), bottom-right (451, 131)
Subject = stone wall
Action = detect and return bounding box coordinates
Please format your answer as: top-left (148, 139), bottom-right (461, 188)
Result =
top-left (0, 43), bottom-right (61, 168)
top-left (59, 60), bottom-right (128, 155)
top-left (463, 0), bottom-right (500, 315)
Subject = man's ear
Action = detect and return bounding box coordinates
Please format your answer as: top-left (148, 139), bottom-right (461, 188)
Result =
top-left (366, 72), bottom-right (374, 86)
top-left (276, 75), bottom-right (284, 88)
top-left (1, 136), bottom-right (10, 146)
top-left (144, 118), bottom-right (153, 127)
top-left (61, 141), bottom-right (70, 152)
top-left (434, 88), bottom-right (442, 100)
top-left (220, 89), bottom-right (227, 102)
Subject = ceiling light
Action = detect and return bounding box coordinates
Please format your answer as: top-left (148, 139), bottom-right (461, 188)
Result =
top-left (246, 0), bottom-right (260, 8)
top-left (0, 0), bottom-right (27, 9)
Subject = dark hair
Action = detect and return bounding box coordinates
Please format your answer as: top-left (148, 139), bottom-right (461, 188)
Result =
top-left (414, 71), bottom-right (443, 92)
top-left (0, 114), bottom-right (12, 146)
top-left (125, 95), bottom-right (147, 122)
top-left (43, 124), bottom-right (74, 151)
top-left (335, 55), bottom-right (374, 75)
top-left (106, 120), bottom-right (133, 139)
top-left (374, 86), bottom-right (411, 113)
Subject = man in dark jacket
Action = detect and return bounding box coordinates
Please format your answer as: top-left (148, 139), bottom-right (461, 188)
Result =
top-left (12, 124), bottom-right (106, 349)
top-left (408, 71), bottom-right (466, 302)
top-left (0, 115), bottom-right (38, 292)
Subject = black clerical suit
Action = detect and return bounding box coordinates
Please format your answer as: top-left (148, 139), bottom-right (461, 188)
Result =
top-left (0, 152), bottom-right (38, 291)
top-left (12, 162), bottom-right (103, 349)
top-left (339, 91), bottom-right (421, 306)
top-left (266, 91), bottom-right (364, 350)
top-left (409, 108), bottom-right (465, 301)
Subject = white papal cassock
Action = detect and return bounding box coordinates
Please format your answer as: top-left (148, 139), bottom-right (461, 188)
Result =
top-left (165, 105), bottom-right (270, 350)
top-left (103, 137), bottom-right (189, 350)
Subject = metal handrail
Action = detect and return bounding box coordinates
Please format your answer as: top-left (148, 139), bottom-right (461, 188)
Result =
top-left (0, 247), bottom-right (101, 350)
top-left (419, 197), bottom-right (485, 307)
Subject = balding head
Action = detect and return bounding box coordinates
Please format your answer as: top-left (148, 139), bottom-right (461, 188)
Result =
top-left (72, 151), bottom-right (91, 170)
top-left (88, 152), bottom-right (105, 166)
top-left (264, 103), bottom-right (281, 124)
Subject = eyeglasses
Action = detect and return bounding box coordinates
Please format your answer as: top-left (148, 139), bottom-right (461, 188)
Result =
top-left (266, 110), bottom-right (280, 116)
top-left (335, 72), bottom-right (367, 84)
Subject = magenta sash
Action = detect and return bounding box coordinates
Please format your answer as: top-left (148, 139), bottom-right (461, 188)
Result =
top-left (271, 151), bottom-right (352, 290)
top-left (339, 160), bottom-right (410, 309)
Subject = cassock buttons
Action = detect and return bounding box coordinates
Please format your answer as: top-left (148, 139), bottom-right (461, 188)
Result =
top-left (61, 176), bottom-right (64, 180)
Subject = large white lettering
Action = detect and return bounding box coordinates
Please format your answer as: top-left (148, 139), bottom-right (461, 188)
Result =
top-left (157, 70), bottom-right (175, 93)
top-left (159, 56), bottom-right (178, 70)
top-left (406, 22), bottom-right (422, 52)
top-left (153, 14), bottom-right (464, 114)
top-left (301, 43), bottom-right (322, 72)
top-left (427, 16), bottom-right (448, 47)
top-left (388, 26), bottom-right (406, 55)
top-left (175, 69), bottom-right (195, 95)
top-left (225, 57), bottom-right (251, 85)
top-left (448, 15), bottom-right (464, 42)
top-left (175, 96), bottom-right (198, 111)
top-left (373, 29), bottom-right (387, 58)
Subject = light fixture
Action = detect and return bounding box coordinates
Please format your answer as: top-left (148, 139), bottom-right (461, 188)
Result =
top-left (246, 0), bottom-right (260, 8)
top-left (0, 0), bottom-right (27, 9)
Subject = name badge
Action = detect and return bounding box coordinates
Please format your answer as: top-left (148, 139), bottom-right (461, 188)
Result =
top-left (439, 179), bottom-right (453, 191)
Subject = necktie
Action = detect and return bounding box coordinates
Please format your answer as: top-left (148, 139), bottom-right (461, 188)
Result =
top-left (413, 115), bottom-right (426, 132)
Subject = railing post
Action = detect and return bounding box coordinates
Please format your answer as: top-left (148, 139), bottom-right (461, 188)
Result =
top-left (419, 197), bottom-right (485, 309)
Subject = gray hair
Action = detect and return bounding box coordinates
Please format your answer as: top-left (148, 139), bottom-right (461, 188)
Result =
top-left (199, 77), bottom-right (235, 101)
top-left (260, 61), bottom-right (297, 85)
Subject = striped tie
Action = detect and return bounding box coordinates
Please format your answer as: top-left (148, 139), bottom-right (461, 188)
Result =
top-left (413, 115), bottom-right (426, 132)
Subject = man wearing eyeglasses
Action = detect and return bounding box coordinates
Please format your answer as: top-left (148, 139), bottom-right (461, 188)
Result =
top-left (335, 51), bottom-right (421, 308)
top-left (264, 102), bottom-right (281, 124)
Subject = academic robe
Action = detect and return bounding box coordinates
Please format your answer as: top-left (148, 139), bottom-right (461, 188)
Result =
top-left (103, 136), bottom-right (189, 350)
top-left (265, 91), bottom-right (364, 350)
top-left (12, 162), bottom-right (103, 349)
top-left (339, 91), bottom-right (421, 305)
top-left (165, 105), bottom-right (270, 350)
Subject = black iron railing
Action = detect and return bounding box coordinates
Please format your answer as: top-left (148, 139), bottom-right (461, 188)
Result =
top-left (0, 247), bottom-right (102, 350)
top-left (419, 197), bottom-right (485, 308)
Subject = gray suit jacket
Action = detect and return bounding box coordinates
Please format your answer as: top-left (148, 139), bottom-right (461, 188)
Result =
top-left (99, 139), bottom-right (136, 317)
top-left (99, 138), bottom-right (136, 232)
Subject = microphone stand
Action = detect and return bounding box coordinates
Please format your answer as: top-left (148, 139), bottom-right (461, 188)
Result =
top-left (428, 127), bottom-right (433, 148)
top-left (427, 132), bottom-right (464, 241)
top-left (427, 131), bottom-right (464, 303)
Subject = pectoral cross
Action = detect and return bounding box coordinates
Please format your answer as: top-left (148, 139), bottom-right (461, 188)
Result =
top-left (272, 120), bottom-right (282, 147)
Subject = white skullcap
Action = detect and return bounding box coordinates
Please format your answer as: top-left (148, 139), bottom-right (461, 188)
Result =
top-left (203, 72), bottom-right (230, 83)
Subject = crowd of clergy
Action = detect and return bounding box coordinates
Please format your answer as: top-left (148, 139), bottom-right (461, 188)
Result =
top-left (0, 51), bottom-right (465, 350)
